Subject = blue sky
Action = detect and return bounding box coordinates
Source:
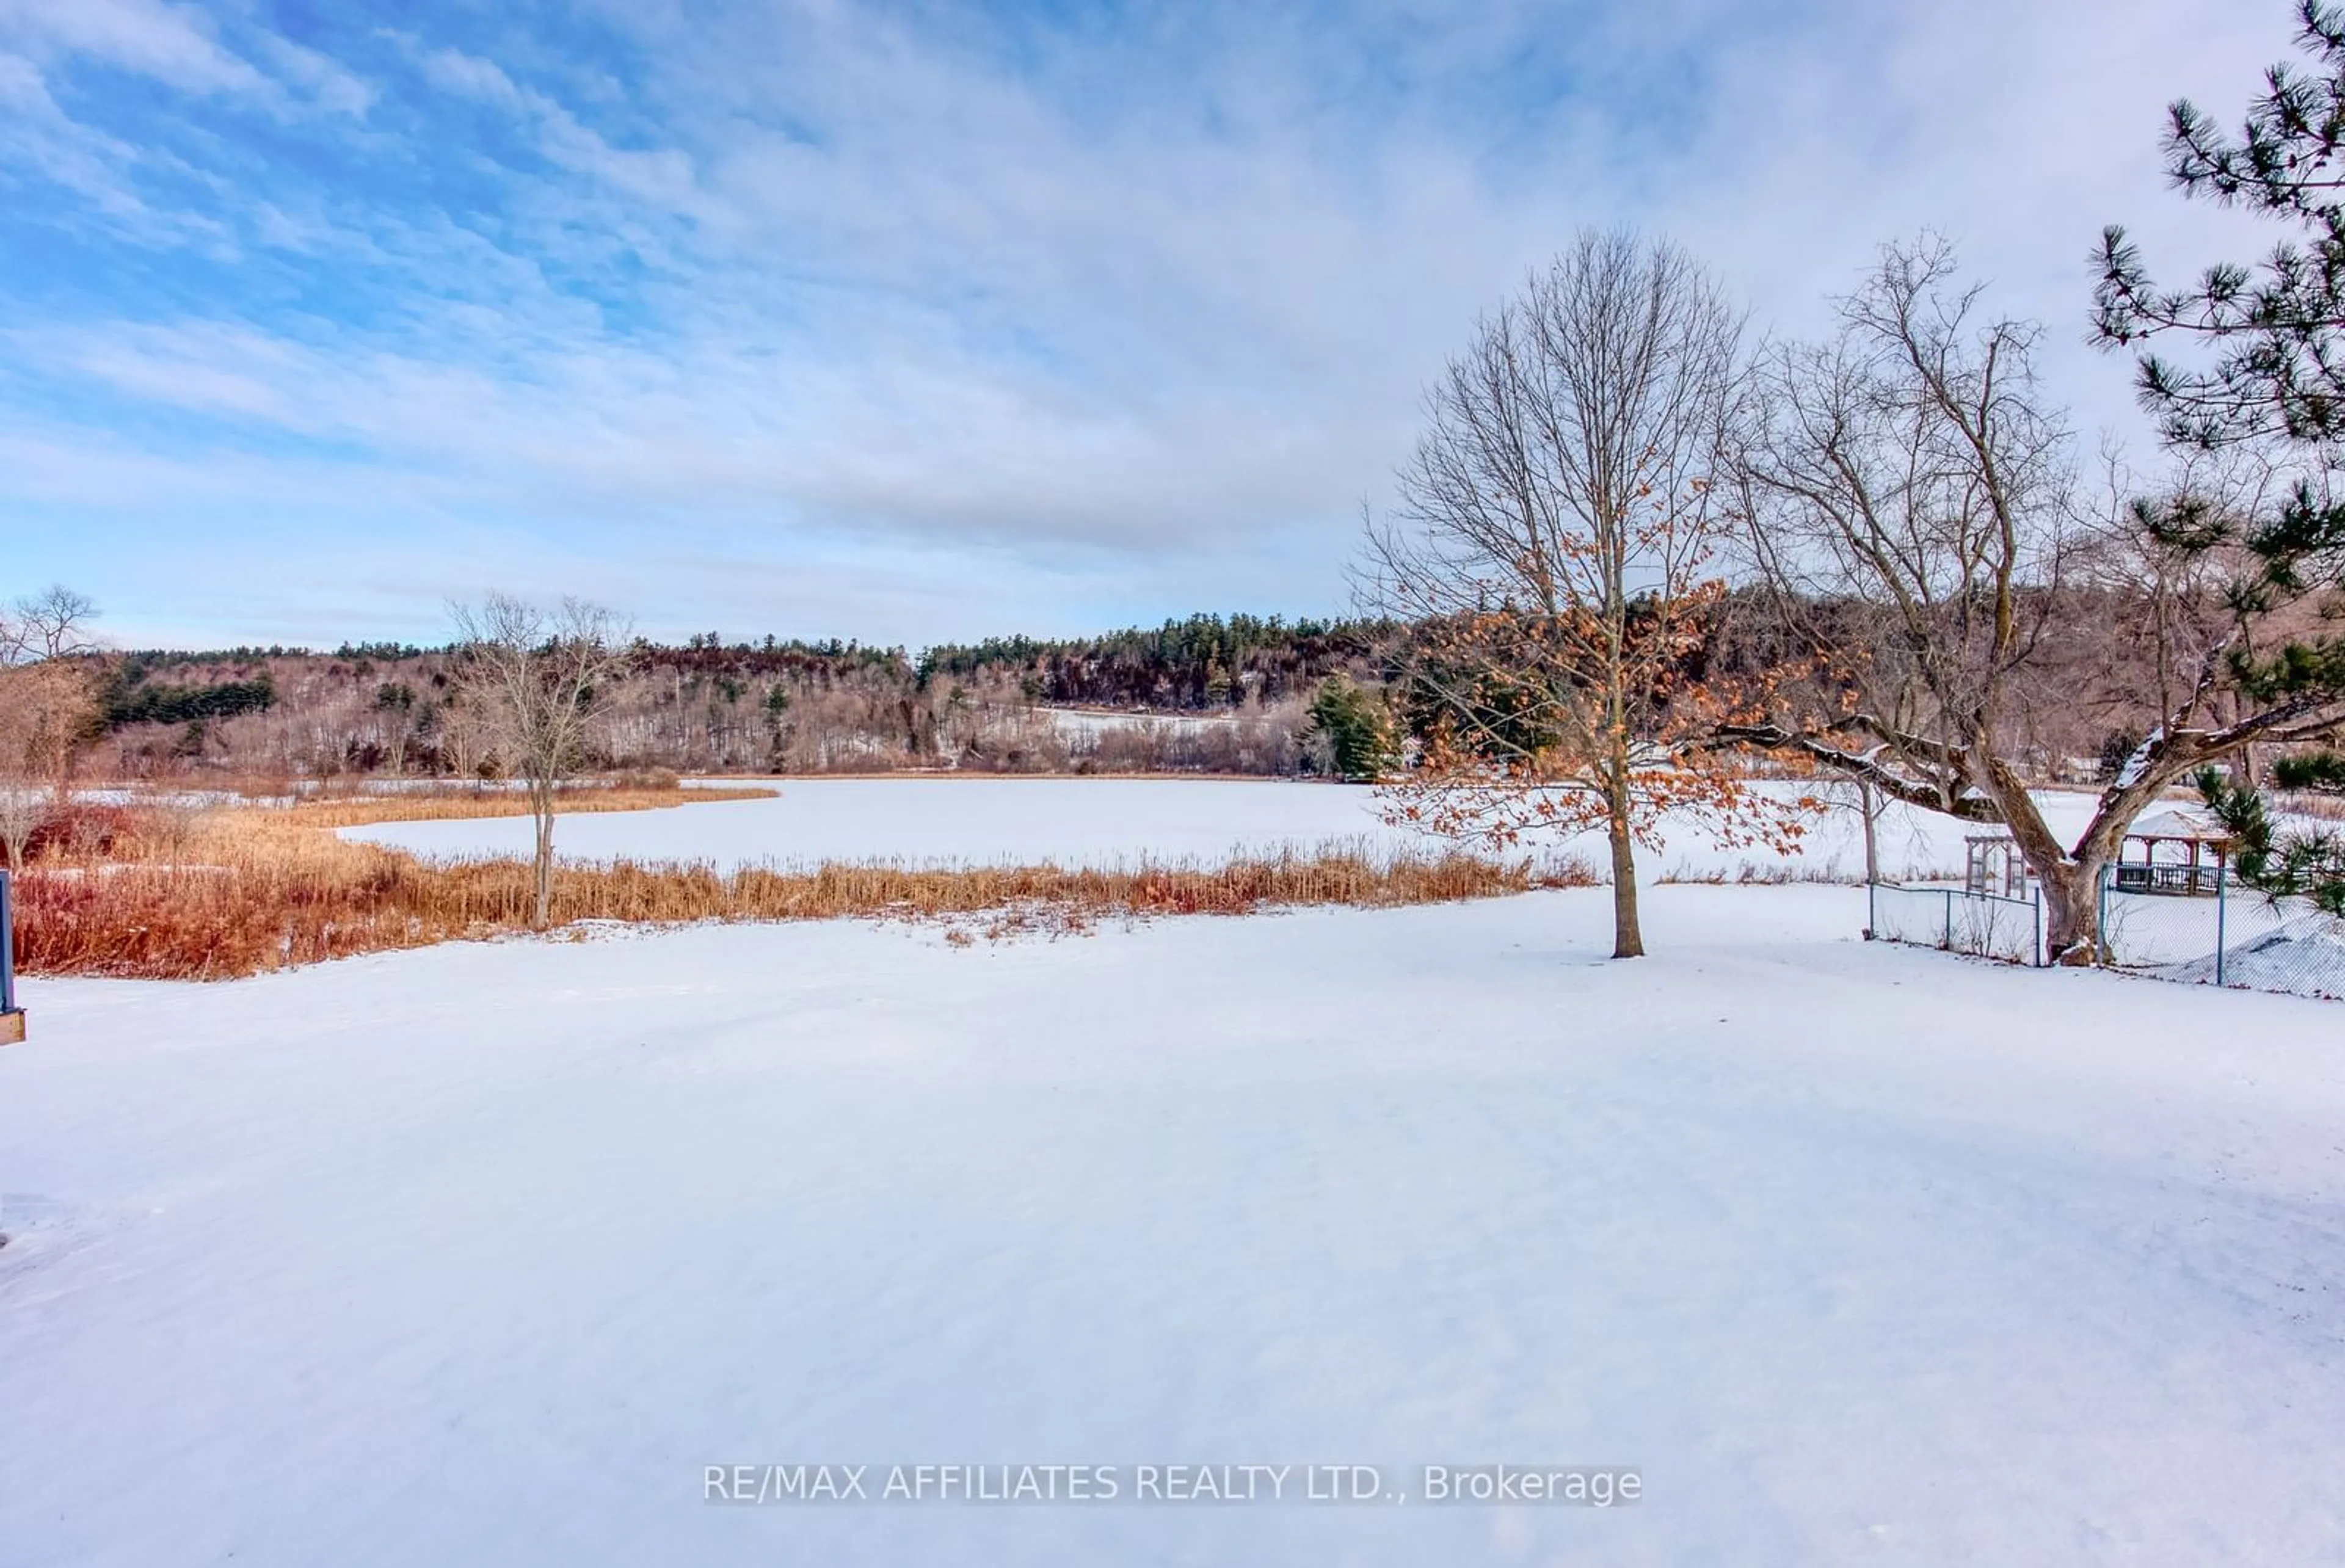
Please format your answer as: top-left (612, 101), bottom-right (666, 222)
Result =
top-left (0, 0), bottom-right (2295, 650)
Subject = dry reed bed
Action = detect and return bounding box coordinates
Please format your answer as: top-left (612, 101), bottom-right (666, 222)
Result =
top-left (261, 783), bottom-right (777, 829)
top-left (13, 794), bottom-right (1588, 980)
top-left (2281, 791), bottom-right (2345, 824)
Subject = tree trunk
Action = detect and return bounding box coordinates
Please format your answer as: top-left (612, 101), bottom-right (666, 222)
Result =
top-left (2038, 860), bottom-right (2103, 967)
top-left (1974, 756), bottom-right (2107, 966)
top-left (532, 788), bottom-right (557, 929)
top-left (1606, 808), bottom-right (1644, 959)
top-left (1859, 780), bottom-right (1880, 886)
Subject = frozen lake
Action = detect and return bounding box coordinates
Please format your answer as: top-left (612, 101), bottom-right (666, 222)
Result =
top-left (342, 776), bottom-right (2109, 879)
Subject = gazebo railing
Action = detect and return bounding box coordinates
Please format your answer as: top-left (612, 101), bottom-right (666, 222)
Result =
top-left (2111, 862), bottom-right (2224, 898)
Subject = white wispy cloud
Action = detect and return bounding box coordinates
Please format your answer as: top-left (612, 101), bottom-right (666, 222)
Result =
top-left (0, 0), bottom-right (264, 96)
top-left (0, 0), bottom-right (2310, 647)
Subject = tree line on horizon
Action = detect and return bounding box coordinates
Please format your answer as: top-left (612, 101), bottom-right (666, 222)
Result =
top-left (0, 590), bottom-right (2214, 791)
top-left (0, 612), bottom-right (1397, 788)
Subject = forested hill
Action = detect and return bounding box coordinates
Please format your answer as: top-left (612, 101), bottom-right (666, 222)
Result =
top-left (73, 614), bottom-right (1394, 778)
top-left (109, 614), bottom-right (1386, 715)
top-left (72, 597), bottom-right (2193, 783)
top-left (917, 614), bottom-right (1391, 710)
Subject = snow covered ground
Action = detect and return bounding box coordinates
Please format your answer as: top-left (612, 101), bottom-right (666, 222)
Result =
top-left (4, 885), bottom-right (2341, 1565)
top-left (343, 775), bottom-right (2108, 881)
top-left (1042, 706), bottom-right (1241, 739)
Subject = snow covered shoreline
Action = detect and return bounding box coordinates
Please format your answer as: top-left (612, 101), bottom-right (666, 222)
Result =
top-left (4, 885), bottom-right (2340, 1564)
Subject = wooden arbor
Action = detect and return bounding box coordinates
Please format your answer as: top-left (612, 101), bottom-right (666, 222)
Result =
top-left (1964, 835), bottom-right (2030, 899)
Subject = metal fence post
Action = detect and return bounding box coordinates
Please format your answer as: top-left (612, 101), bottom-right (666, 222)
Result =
top-left (2097, 866), bottom-right (2109, 965)
top-left (1944, 889), bottom-right (1954, 951)
top-left (0, 869), bottom-right (20, 1045)
top-left (2034, 887), bottom-right (2044, 967)
top-left (2216, 864), bottom-right (2228, 989)
top-left (1866, 879), bottom-right (1876, 940)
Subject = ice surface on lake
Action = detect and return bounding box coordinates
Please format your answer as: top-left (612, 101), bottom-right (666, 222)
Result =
top-left (344, 776), bottom-right (2106, 881)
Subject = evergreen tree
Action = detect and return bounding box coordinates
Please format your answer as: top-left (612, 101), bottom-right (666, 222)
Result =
top-left (2093, 0), bottom-right (2345, 913)
top-left (1306, 677), bottom-right (1396, 782)
top-left (2200, 764), bottom-right (2345, 913)
top-left (2095, 1), bottom-right (2345, 448)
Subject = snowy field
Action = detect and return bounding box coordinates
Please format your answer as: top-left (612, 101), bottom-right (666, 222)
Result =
top-left (4, 886), bottom-right (2342, 1566)
top-left (343, 775), bottom-right (2106, 880)
top-left (1042, 706), bottom-right (1240, 739)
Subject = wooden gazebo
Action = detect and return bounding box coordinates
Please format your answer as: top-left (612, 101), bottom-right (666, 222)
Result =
top-left (2112, 808), bottom-right (2232, 897)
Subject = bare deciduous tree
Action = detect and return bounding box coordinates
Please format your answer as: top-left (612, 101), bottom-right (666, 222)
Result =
top-left (1730, 239), bottom-right (2345, 962)
top-left (0, 680), bottom-right (82, 867)
top-left (0, 681), bottom-right (50, 869)
top-left (437, 691), bottom-right (495, 785)
top-left (0, 587), bottom-right (103, 866)
top-left (448, 593), bottom-right (635, 927)
top-left (1365, 230), bottom-right (1798, 959)
top-left (1, 586), bottom-right (100, 666)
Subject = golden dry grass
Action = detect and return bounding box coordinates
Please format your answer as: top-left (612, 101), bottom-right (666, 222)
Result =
top-left (13, 788), bottom-right (1587, 980)
top-left (273, 783), bottom-right (776, 829)
top-left (2283, 791), bottom-right (2345, 824)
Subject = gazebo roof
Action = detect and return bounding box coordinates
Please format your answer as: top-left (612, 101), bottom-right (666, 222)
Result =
top-left (2128, 807), bottom-right (2230, 844)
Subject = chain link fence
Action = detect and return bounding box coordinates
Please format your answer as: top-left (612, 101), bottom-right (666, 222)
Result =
top-left (1864, 869), bottom-right (2345, 1001)
top-left (1867, 882), bottom-right (2044, 966)
top-left (2100, 869), bottom-right (2345, 1002)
